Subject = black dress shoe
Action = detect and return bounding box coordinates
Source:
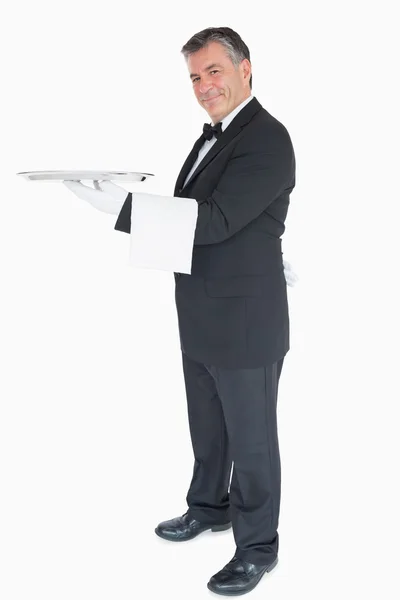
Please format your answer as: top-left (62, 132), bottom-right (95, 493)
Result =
top-left (155, 512), bottom-right (231, 542)
top-left (207, 556), bottom-right (278, 596)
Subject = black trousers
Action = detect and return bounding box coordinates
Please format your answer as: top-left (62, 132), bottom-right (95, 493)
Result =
top-left (181, 352), bottom-right (284, 565)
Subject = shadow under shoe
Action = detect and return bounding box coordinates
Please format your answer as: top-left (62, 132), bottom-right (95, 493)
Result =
top-left (155, 512), bottom-right (231, 542)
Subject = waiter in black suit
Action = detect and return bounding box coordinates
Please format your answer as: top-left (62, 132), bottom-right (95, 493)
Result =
top-left (114, 27), bottom-right (296, 596)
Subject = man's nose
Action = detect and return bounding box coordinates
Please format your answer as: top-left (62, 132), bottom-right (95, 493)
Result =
top-left (198, 78), bottom-right (214, 95)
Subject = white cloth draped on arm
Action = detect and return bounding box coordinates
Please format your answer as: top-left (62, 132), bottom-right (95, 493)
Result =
top-left (128, 192), bottom-right (198, 274)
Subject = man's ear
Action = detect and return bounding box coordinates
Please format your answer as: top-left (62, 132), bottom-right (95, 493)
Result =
top-left (240, 59), bottom-right (251, 83)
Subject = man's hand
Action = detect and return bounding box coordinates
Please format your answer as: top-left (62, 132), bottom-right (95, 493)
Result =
top-left (62, 180), bottom-right (129, 215)
top-left (283, 259), bottom-right (299, 287)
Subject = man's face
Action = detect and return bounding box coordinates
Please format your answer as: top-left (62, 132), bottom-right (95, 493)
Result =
top-left (187, 41), bottom-right (251, 124)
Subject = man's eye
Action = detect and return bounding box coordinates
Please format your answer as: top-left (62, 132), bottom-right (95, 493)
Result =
top-left (192, 71), bottom-right (219, 83)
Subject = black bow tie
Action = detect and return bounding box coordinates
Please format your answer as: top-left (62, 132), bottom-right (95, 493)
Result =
top-left (203, 121), bottom-right (223, 141)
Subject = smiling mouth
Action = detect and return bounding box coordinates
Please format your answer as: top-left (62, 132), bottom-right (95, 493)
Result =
top-left (203, 95), bottom-right (221, 103)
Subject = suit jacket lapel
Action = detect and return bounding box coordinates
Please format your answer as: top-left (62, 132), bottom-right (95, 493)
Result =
top-left (174, 134), bottom-right (205, 196)
top-left (176, 97), bottom-right (263, 195)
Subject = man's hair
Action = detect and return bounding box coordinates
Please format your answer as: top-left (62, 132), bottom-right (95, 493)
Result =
top-left (181, 27), bottom-right (252, 90)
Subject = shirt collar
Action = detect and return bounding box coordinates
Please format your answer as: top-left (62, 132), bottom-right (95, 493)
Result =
top-left (212, 95), bottom-right (254, 131)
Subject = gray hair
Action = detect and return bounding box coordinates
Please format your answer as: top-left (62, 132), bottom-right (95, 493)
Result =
top-left (181, 27), bottom-right (252, 90)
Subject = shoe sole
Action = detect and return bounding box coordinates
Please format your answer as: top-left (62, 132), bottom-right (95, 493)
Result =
top-left (206, 557), bottom-right (278, 596)
top-left (154, 521), bottom-right (231, 542)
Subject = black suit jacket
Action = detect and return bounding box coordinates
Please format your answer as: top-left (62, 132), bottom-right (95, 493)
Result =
top-left (115, 97), bottom-right (296, 368)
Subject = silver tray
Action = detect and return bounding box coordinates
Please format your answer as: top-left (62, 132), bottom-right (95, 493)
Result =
top-left (17, 170), bottom-right (154, 182)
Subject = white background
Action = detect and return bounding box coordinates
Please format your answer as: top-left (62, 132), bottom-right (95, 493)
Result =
top-left (1, 1), bottom-right (400, 599)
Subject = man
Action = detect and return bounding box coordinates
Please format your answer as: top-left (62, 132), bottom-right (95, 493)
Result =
top-left (65, 27), bottom-right (296, 596)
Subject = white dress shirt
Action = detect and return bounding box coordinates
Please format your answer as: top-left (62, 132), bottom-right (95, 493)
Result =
top-left (183, 95), bottom-right (254, 188)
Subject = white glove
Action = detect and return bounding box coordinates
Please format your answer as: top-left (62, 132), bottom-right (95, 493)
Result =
top-left (283, 259), bottom-right (299, 287)
top-left (62, 180), bottom-right (129, 215)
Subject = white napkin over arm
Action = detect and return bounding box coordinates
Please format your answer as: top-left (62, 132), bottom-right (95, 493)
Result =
top-left (128, 192), bottom-right (198, 274)
top-left (120, 191), bottom-right (298, 284)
